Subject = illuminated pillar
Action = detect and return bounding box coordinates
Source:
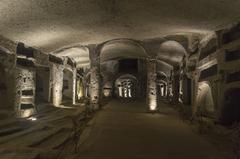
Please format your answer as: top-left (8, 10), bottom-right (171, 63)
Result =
top-left (90, 66), bottom-right (100, 110)
top-left (51, 64), bottom-right (64, 107)
top-left (164, 84), bottom-right (167, 97)
top-left (119, 86), bottom-right (123, 97)
top-left (172, 66), bottom-right (180, 104)
top-left (72, 67), bottom-right (77, 105)
top-left (147, 59), bottom-right (157, 111)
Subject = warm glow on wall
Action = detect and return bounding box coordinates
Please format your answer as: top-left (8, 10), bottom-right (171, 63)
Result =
top-left (77, 80), bottom-right (84, 99)
top-left (103, 89), bottom-right (111, 97)
top-left (149, 97), bottom-right (157, 111)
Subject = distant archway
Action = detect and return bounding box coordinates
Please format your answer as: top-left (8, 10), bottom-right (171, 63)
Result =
top-left (156, 71), bottom-right (168, 98)
top-left (99, 38), bottom-right (149, 62)
top-left (114, 74), bottom-right (138, 98)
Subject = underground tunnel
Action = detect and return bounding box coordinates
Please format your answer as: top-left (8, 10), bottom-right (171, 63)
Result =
top-left (0, 0), bottom-right (240, 159)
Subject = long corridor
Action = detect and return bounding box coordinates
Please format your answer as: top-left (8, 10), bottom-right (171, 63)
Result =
top-left (75, 99), bottom-right (223, 159)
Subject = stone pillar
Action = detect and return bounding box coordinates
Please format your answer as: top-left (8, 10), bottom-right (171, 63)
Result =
top-left (89, 46), bottom-right (100, 110)
top-left (51, 64), bottom-right (64, 107)
top-left (163, 84), bottom-right (167, 96)
top-left (90, 66), bottom-right (100, 110)
top-left (15, 67), bottom-right (36, 118)
top-left (172, 66), bottom-right (180, 104)
top-left (147, 59), bottom-right (157, 111)
top-left (72, 67), bottom-right (77, 105)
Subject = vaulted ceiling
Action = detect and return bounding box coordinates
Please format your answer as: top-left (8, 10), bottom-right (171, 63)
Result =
top-left (1, 0), bottom-right (240, 53)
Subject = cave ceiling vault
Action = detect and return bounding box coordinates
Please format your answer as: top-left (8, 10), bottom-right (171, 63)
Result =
top-left (1, 0), bottom-right (240, 67)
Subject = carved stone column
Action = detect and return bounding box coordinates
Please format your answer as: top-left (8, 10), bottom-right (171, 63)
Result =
top-left (51, 64), bottom-right (64, 107)
top-left (147, 59), bottom-right (157, 111)
top-left (89, 46), bottom-right (100, 110)
top-left (72, 67), bottom-right (77, 105)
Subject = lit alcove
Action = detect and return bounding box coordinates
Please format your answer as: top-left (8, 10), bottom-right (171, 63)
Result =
top-left (195, 82), bottom-right (215, 115)
top-left (115, 74), bottom-right (138, 98)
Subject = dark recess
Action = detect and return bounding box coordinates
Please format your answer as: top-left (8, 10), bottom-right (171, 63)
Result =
top-left (49, 54), bottom-right (63, 65)
top-left (222, 24), bottom-right (240, 44)
top-left (17, 58), bottom-right (35, 67)
top-left (20, 103), bottom-right (34, 109)
top-left (199, 64), bottom-right (218, 80)
top-left (225, 49), bottom-right (240, 61)
top-left (119, 59), bottom-right (138, 73)
top-left (17, 42), bottom-right (34, 58)
top-left (226, 70), bottom-right (240, 83)
top-left (22, 90), bottom-right (34, 96)
top-left (199, 45), bottom-right (217, 60)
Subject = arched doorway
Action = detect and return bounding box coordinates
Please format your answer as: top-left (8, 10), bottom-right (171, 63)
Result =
top-left (115, 74), bottom-right (138, 98)
top-left (156, 71), bottom-right (168, 98)
top-left (62, 68), bottom-right (74, 103)
top-left (99, 39), bottom-right (148, 100)
top-left (35, 66), bottom-right (50, 104)
top-left (158, 40), bottom-right (187, 104)
top-left (222, 88), bottom-right (240, 125)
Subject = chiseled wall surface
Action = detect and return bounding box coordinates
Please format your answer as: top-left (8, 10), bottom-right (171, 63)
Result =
top-left (0, 36), bottom-right (17, 110)
top-left (15, 67), bottom-right (36, 118)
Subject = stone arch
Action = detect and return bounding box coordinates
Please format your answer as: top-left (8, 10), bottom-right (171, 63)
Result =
top-left (114, 73), bottom-right (138, 98)
top-left (52, 45), bottom-right (90, 68)
top-left (198, 33), bottom-right (218, 61)
top-left (98, 38), bottom-right (149, 62)
top-left (158, 40), bottom-right (187, 66)
top-left (156, 71), bottom-right (168, 98)
top-left (164, 34), bottom-right (189, 53)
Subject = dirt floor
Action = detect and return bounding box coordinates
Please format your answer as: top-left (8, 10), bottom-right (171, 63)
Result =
top-left (0, 99), bottom-right (234, 159)
top-left (72, 99), bottom-right (225, 159)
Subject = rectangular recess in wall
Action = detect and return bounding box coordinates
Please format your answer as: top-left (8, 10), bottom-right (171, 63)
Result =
top-left (199, 64), bottom-right (218, 80)
top-left (222, 24), bottom-right (240, 44)
top-left (20, 103), bottom-right (34, 109)
top-left (49, 54), bottom-right (63, 64)
top-left (199, 45), bottom-right (217, 61)
top-left (226, 70), bottom-right (240, 83)
top-left (17, 43), bottom-right (34, 58)
top-left (225, 50), bottom-right (240, 61)
top-left (17, 58), bottom-right (35, 67)
top-left (22, 90), bottom-right (34, 96)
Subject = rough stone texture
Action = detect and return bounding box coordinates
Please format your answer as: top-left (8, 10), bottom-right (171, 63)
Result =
top-left (15, 67), bottom-right (36, 118)
top-left (51, 64), bottom-right (64, 107)
top-left (147, 59), bottom-right (157, 111)
top-left (1, 0), bottom-right (240, 52)
top-left (0, 35), bottom-right (17, 54)
top-left (0, 55), bottom-right (16, 109)
top-left (63, 69), bottom-right (73, 99)
top-left (36, 66), bottom-right (51, 103)
top-left (90, 66), bottom-right (100, 109)
top-left (76, 100), bottom-right (224, 159)
top-left (72, 67), bottom-right (77, 105)
top-left (34, 50), bottom-right (49, 66)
